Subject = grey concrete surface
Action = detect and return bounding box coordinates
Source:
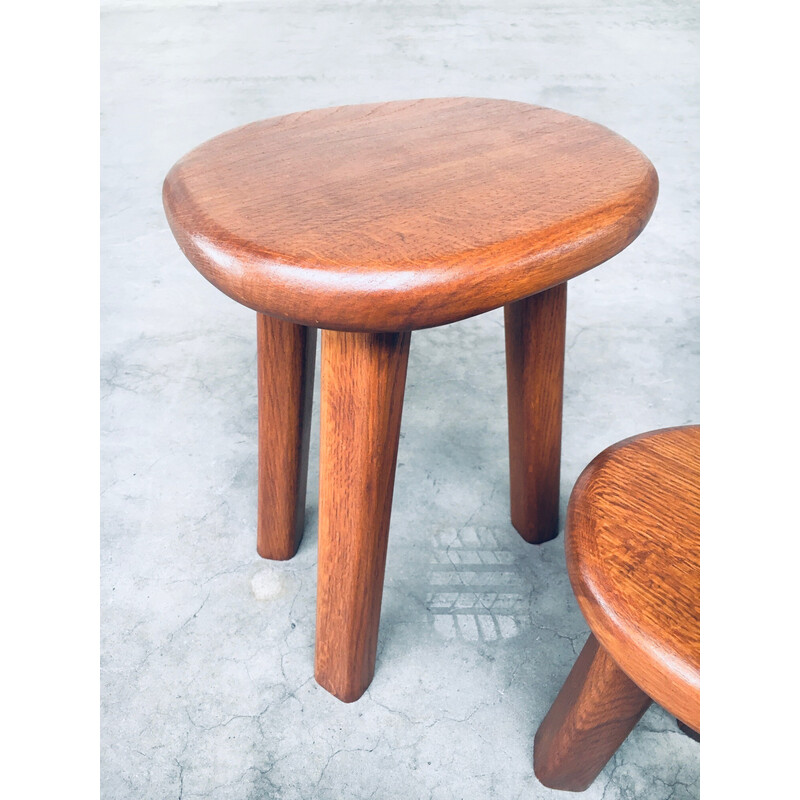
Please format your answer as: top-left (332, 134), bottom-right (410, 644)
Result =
top-left (101, 2), bottom-right (699, 798)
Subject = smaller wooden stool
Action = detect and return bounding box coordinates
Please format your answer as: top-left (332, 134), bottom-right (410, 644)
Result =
top-left (534, 426), bottom-right (699, 791)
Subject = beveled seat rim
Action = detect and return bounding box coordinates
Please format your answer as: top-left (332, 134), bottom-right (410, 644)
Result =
top-left (163, 98), bottom-right (658, 331)
top-left (565, 426), bottom-right (700, 731)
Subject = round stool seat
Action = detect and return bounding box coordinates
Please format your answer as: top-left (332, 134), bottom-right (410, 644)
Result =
top-left (163, 97), bottom-right (657, 331)
top-left (566, 426), bottom-right (700, 731)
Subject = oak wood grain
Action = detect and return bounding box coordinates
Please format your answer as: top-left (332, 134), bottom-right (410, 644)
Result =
top-left (566, 425), bottom-right (700, 731)
top-left (505, 283), bottom-right (567, 543)
top-left (256, 314), bottom-right (316, 560)
top-left (315, 330), bottom-right (411, 702)
top-left (163, 98), bottom-right (658, 332)
top-left (534, 633), bottom-right (652, 791)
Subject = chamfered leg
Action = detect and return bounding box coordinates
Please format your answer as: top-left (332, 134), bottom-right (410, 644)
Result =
top-left (533, 634), bottom-right (652, 791)
top-left (505, 283), bottom-right (567, 543)
top-left (257, 313), bottom-right (316, 560)
top-left (315, 330), bottom-right (411, 702)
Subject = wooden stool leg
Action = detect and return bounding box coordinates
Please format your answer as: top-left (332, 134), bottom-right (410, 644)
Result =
top-left (315, 330), bottom-right (411, 702)
top-left (256, 313), bottom-right (316, 560)
top-left (505, 283), bottom-right (567, 543)
top-left (533, 634), bottom-right (652, 791)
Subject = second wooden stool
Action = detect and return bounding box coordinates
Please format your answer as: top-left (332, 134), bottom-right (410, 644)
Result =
top-left (534, 426), bottom-right (700, 790)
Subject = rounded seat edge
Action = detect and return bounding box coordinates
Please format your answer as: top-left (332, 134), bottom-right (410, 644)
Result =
top-left (565, 426), bottom-right (700, 732)
top-left (162, 148), bottom-right (658, 332)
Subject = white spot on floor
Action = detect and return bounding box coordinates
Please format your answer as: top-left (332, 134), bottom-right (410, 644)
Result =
top-left (251, 567), bottom-right (285, 601)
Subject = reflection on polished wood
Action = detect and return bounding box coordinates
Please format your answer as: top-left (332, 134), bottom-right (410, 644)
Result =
top-left (535, 426), bottom-right (700, 790)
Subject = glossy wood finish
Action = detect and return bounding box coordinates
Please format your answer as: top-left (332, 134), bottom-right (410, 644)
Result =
top-left (505, 283), bottom-right (567, 543)
top-left (534, 426), bottom-right (700, 791)
top-left (315, 330), bottom-right (411, 702)
top-left (534, 634), bottom-right (652, 791)
top-left (566, 425), bottom-right (700, 731)
top-left (163, 99), bottom-right (661, 704)
top-left (163, 98), bottom-right (658, 332)
top-left (256, 314), bottom-right (316, 560)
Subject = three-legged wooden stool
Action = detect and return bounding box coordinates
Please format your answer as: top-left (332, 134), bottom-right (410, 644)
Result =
top-left (162, 98), bottom-right (658, 702)
top-left (534, 425), bottom-right (700, 790)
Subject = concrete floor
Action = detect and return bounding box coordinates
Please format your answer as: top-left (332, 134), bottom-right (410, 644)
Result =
top-left (100, 2), bottom-right (699, 798)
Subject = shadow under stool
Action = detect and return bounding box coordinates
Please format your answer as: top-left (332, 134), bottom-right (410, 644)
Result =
top-left (162, 97), bottom-right (658, 703)
top-left (534, 425), bottom-right (700, 791)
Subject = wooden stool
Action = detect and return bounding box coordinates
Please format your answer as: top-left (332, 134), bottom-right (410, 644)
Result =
top-left (162, 98), bottom-right (658, 702)
top-left (534, 426), bottom-right (700, 791)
